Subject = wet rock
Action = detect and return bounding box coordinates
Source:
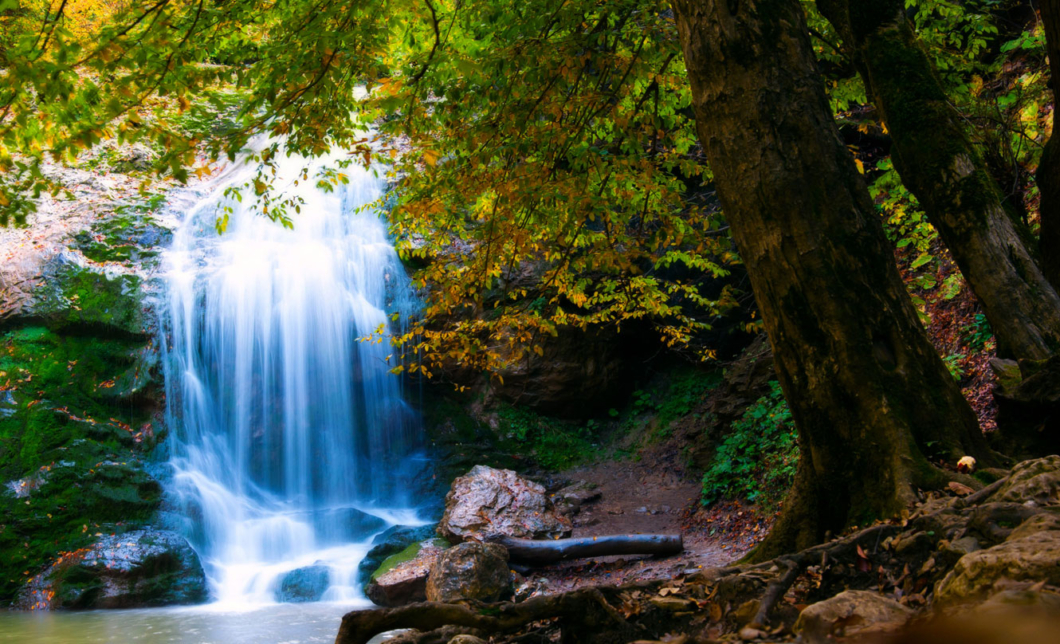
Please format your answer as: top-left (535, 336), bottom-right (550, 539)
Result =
top-left (277, 565), bottom-right (329, 603)
top-left (16, 530), bottom-right (207, 610)
top-left (366, 540), bottom-right (445, 607)
top-left (439, 466), bottom-right (571, 543)
top-left (425, 542), bottom-right (511, 603)
top-left (793, 590), bottom-right (913, 643)
top-left (935, 529), bottom-right (1060, 605)
top-left (357, 524), bottom-right (438, 591)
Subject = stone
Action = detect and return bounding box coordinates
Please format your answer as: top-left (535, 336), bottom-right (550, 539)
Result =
top-left (276, 565), bottom-right (329, 603)
top-left (988, 456), bottom-right (1060, 506)
top-left (551, 480), bottom-right (601, 516)
top-left (1006, 512), bottom-right (1060, 541)
top-left (16, 530), bottom-right (207, 610)
top-left (365, 540), bottom-right (446, 607)
top-left (357, 524), bottom-right (438, 591)
top-left (935, 530), bottom-right (1060, 605)
top-left (793, 590), bottom-right (914, 643)
top-left (425, 542), bottom-right (511, 603)
top-left (438, 466), bottom-right (572, 543)
top-left (447, 636), bottom-right (486, 644)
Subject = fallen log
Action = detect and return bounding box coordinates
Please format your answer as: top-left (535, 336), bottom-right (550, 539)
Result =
top-left (491, 533), bottom-right (683, 565)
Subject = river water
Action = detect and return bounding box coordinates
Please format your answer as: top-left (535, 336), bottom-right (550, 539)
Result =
top-left (0, 602), bottom-right (396, 644)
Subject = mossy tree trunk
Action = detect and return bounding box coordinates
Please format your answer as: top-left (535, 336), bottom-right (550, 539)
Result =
top-left (671, 0), bottom-right (991, 559)
top-left (817, 0), bottom-right (1060, 362)
top-left (1037, 0), bottom-right (1060, 293)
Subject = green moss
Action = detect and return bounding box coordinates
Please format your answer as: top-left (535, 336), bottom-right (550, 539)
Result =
top-left (371, 542), bottom-right (423, 580)
top-left (0, 326), bottom-right (158, 602)
top-left (33, 266), bottom-right (145, 336)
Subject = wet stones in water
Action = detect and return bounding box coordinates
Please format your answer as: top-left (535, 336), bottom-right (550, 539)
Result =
top-left (16, 530), bottom-right (207, 610)
top-left (277, 565), bottom-right (330, 603)
top-left (425, 542), bottom-right (511, 603)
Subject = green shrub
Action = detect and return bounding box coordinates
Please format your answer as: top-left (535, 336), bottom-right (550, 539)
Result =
top-left (497, 405), bottom-right (593, 471)
top-left (701, 382), bottom-right (798, 511)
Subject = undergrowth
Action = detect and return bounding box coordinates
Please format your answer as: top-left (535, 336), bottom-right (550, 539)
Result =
top-left (701, 381), bottom-right (798, 511)
top-left (497, 405), bottom-right (594, 471)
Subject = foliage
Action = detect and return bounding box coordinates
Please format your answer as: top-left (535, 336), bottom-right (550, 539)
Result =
top-left (497, 404), bottom-right (593, 470)
top-left (0, 0), bottom-right (741, 375)
top-left (962, 312), bottom-right (994, 352)
top-left (701, 382), bottom-right (798, 511)
top-left (630, 368), bottom-right (721, 440)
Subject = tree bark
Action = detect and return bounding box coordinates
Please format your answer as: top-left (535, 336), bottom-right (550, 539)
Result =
top-left (1038, 0), bottom-right (1060, 292)
top-left (492, 534), bottom-right (683, 565)
top-left (671, 0), bottom-right (991, 560)
top-left (816, 0), bottom-right (1060, 362)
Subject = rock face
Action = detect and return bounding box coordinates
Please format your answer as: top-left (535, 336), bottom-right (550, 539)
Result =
top-left (988, 455), bottom-right (1060, 504)
top-left (277, 565), bottom-right (330, 603)
top-left (357, 524), bottom-right (439, 592)
top-left (16, 530), bottom-right (207, 610)
top-left (439, 466), bottom-right (572, 543)
top-left (935, 529), bottom-right (1060, 605)
top-left (793, 590), bottom-right (914, 643)
top-left (365, 540), bottom-right (446, 607)
top-left (425, 542), bottom-right (511, 603)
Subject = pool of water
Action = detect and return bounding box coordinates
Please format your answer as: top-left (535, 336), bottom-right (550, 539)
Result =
top-left (0, 602), bottom-right (398, 644)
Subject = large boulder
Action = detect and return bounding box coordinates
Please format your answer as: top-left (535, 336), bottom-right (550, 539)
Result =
top-left (425, 542), bottom-right (511, 603)
top-left (986, 456), bottom-right (1060, 505)
top-left (793, 590), bottom-right (914, 643)
top-left (276, 565), bottom-right (330, 603)
top-left (16, 530), bottom-right (207, 610)
top-left (365, 539), bottom-right (446, 607)
top-left (357, 524), bottom-right (438, 591)
top-left (439, 466), bottom-right (571, 543)
top-left (935, 529), bottom-right (1060, 605)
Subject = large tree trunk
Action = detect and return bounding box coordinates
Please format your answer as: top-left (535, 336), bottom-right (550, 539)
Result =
top-left (816, 0), bottom-right (1060, 362)
top-left (671, 0), bottom-right (990, 560)
top-left (1038, 0), bottom-right (1060, 293)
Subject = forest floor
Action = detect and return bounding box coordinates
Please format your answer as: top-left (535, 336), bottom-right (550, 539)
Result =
top-left (526, 439), bottom-right (769, 593)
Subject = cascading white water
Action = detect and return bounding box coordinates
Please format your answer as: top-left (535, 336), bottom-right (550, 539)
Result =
top-left (162, 141), bottom-right (424, 605)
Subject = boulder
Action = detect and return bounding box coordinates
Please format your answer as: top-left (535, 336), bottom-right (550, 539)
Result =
top-left (793, 590), bottom-right (914, 643)
top-left (987, 456), bottom-right (1060, 505)
top-left (277, 565), bottom-right (329, 603)
top-left (935, 530), bottom-right (1060, 605)
top-left (439, 466), bottom-right (571, 543)
top-left (357, 524), bottom-right (438, 591)
top-left (16, 530), bottom-right (207, 610)
top-left (551, 480), bottom-right (601, 516)
top-left (425, 542), bottom-right (511, 603)
top-left (365, 539), bottom-right (445, 607)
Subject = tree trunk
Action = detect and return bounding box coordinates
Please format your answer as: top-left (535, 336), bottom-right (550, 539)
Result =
top-left (1038, 0), bottom-right (1060, 292)
top-left (671, 0), bottom-right (990, 560)
top-left (816, 0), bottom-right (1060, 362)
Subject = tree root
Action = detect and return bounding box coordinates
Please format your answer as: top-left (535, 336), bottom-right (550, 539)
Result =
top-left (334, 587), bottom-right (643, 644)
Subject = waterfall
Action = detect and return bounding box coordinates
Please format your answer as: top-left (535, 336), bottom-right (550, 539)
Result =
top-left (162, 141), bottom-right (424, 605)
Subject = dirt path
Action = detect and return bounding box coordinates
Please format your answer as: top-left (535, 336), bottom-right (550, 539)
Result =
top-left (524, 446), bottom-right (766, 593)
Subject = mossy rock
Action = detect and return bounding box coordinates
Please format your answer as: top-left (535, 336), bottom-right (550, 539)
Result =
top-left (0, 325), bottom-right (161, 603)
top-left (33, 263), bottom-right (145, 337)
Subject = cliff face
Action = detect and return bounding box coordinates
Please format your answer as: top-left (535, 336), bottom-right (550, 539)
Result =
top-left (0, 149), bottom-right (204, 608)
